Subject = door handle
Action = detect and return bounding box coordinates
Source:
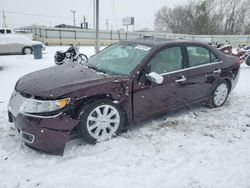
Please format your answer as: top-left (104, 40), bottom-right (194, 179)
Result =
top-left (213, 69), bottom-right (221, 73)
top-left (175, 75), bottom-right (187, 83)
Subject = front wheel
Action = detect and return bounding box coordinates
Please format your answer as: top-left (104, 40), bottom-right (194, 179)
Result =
top-left (77, 54), bottom-right (88, 64)
top-left (76, 99), bottom-right (125, 144)
top-left (207, 81), bottom-right (230, 108)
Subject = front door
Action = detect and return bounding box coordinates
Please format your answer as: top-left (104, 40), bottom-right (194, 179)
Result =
top-left (132, 46), bottom-right (188, 122)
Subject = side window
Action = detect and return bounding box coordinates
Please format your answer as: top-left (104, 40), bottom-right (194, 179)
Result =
top-left (148, 47), bottom-right (183, 74)
top-left (6, 29), bottom-right (11, 34)
top-left (187, 46), bottom-right (211, 67)
top-left (0, 29), bottom-right (4, 34)
top-left (210, 52), bottom-right (219, 62)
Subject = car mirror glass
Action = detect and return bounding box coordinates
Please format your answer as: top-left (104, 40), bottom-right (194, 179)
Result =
top-left (146, 72), bottom-right (164, 84)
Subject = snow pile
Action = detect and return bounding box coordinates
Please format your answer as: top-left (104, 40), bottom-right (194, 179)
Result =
top-left (0, 47), bottom-right (250, 188)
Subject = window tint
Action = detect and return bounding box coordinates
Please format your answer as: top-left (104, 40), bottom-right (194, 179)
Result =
top-left (187, 46), bottom-right (211, 67)
top-left (148, 47), bottom-right (182, 74)
top-left (210, 52), bottom-right (219, 62)
top-left (0, 29), bottom-right (4, 34)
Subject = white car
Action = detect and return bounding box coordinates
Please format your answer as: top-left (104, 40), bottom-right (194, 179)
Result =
top-left (0, 34), bottom-right (45, 55)
top-left (0, 28), bottom-right (12, 34)
top-left (14, 29), bottom-right (34, 40)
top-left (0, 28), bottom-right (34, 40)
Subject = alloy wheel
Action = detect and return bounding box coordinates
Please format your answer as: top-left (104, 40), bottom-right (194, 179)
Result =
top-left (213, 83), bottom-right (229, 106)
top-left (86, 104), bottom-right (120, 141)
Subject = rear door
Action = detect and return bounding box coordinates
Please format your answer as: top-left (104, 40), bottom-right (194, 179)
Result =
top-left (184, 45), bottom-right (222, 103)
top-left (9, 35), bottom-right (26, 54)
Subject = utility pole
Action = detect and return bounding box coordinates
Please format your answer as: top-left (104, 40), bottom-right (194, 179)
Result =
top-left (83, 15), bottom-right (86, 29)
top-left (94, 0), bottom-right (100, 53)
top-left (2, 10), bottom-right (7, 28)
top-left (71, 10), bottom-right (76, 26)
top-left (93, 0), bottom-right (96, 29)
top-left (83, 15), bottom-right (86, 25)
top-left (106, 19), bottom-right (109, 30)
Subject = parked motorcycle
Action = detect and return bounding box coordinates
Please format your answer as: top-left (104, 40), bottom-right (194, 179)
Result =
top-left (217, 44), bottom-right (233, 55)
top-left (208, 41), bottom-right (233, 55)
top-left (237, 46), bottom-right (250, 66)
top-left (209, 41), bottom-right (250, 66)
top-left (54, 44), bottom-right (88, 65)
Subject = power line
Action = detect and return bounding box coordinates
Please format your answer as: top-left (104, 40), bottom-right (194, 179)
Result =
top-left (3, 9), bottom-right (154, 30)
top-left (5, 10), bottom-right (72, 19)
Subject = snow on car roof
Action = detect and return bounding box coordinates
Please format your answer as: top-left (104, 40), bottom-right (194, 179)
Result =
top-left (123, 37), bottom-right (204, 47)
top-left (0, 34), bottom-right (31, 44)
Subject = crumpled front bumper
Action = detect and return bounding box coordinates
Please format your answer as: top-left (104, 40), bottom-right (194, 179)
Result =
top-left (9, 111), bottom-right (80, 155)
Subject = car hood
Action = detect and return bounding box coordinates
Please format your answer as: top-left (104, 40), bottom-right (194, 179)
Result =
top-left (15, 64), bottom-right (113, 99)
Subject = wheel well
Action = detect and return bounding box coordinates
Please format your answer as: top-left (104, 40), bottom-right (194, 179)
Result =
top-left (223, 78), bottom-right (232, 93)
top-left (73, 95), bottom-right (118, 116)
top-left (72, 95), bottom-right (129, 128)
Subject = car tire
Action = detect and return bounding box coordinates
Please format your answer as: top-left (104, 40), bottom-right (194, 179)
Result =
top-left (245, 56), bottom-right (250, 66)
top-left (76, 99), bottom-right (125, 144)
top-left (207, 80), bottom-right (230, 108)
top-left (55, 61), bottom-right (64, 65)
top-left (22, 47), bottom-right (32, 55)
top-left (77, 54), bottom-right (88, 64)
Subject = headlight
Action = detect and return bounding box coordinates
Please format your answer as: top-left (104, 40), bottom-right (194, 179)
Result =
top-left (20, 98), bottom-right (70, 114)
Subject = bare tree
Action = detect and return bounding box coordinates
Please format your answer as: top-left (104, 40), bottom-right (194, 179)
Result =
top-left (154, 0), bottom-right (250, 35)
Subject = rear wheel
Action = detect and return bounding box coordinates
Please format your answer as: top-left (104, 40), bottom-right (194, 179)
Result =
top-left (22, 47), bottom-right (32, 55)
top-left (207, 80), bottom-right (230, 108)
top-left (76, 99), bottom-right (125, 144)
top-left (245, 56), bottom-right (250, 66)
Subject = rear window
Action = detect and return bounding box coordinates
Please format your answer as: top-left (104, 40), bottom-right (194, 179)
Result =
top-left (187, 46), bottom-right (219, 67)
top-left (210, 52), bottom-right (219, 62)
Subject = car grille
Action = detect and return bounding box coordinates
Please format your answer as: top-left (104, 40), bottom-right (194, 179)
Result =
top-left (8, 91), bottom-right (25, 117)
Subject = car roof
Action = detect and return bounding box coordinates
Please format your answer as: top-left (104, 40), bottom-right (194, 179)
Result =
top-left (0, 28), bottom-right (11, 30)
top-left (122, 37), bottom-right (207, 47)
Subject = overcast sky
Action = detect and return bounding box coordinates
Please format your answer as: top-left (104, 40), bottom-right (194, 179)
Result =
top-left (0, 0), bottom-right (186, 30)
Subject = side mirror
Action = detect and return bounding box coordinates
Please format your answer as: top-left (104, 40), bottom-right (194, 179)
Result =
top-left (146, 72), bottom-right (164, 84)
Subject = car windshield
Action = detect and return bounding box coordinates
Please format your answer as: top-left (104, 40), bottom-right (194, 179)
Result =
top-left (87, 43), bottom-right (152, 75)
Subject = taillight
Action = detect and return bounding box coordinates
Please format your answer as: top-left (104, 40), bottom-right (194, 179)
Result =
top-left (235, 59), bottom-right (241, 65)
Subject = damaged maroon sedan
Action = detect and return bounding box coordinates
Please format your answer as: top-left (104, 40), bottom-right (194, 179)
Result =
top-left (8, 38), bottom-right (240, 155)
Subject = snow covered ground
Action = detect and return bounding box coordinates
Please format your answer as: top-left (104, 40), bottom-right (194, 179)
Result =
top-left (0, 46), bottom-right (250, 188)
